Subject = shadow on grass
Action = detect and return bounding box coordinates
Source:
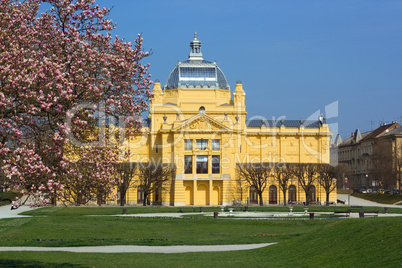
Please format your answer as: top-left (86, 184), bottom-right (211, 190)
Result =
top-left (0, 259), bottom-right (86, 268)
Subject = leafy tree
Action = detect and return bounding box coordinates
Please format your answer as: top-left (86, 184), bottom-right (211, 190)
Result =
top-left (137, 162), bottom-right (175, 206)
top-left (236, 163), bottom-right (272, 206)
top-left (0, 0), bottom-right (152, 207)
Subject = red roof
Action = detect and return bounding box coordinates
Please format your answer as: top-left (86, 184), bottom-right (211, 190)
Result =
top-left (361, 122), bottom-right (401, 141)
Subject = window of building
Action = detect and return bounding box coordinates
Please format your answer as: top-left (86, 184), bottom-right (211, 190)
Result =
top-left (185, 139), bottom-right (193, 151)
top-left (212, 155), bottom-right (220, 174)
top-left (196, 155), bottom-right (208, 174)
top-left (196, 139), bottom-right (208, 150)
top-left (212, 139), bottom-right (220, 150)
top-left (184, 155), bottom-right (192, 174)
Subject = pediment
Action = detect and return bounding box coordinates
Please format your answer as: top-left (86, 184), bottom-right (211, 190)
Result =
top-left (173, 113), bottom-right (231, 132)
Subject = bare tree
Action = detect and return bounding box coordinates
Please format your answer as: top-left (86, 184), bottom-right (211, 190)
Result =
top-left (61, 146), bottom-right (117, 206)
top-left (393, 142), bottom-right (402, 194)
top-left (372, 139), bottom-right (394, 189)
top-left (115, 162), bottom-right (137, 206)
top-left (272, 163), bottom-right (292, 206)
top-left (317, 164), bottom-right (337, 205)
top-left (292, 163), bottom-right (318, 205)
top-left (138, 162), bottom-right (176, 206)
top-left (236, 163), bottom-right (272, 206)
top-left (333, 162), bottom-right (352, 189)
top-left (234, 175), bottom-right (246, 204)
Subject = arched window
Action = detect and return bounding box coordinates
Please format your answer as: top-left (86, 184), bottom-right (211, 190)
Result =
top-left (269, 185), bottom-right (277, 204)
top-left (288, 185), bottom-right (296, 203)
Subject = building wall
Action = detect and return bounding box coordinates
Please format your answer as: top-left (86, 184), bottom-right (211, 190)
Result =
top-left (118, 81), bottom-right (334, 206)
top-left (336, 123), bottom-right (401, 189)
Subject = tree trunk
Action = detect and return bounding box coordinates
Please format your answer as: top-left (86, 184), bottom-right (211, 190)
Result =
top-left (258, 192), bottom-right (263, 206)
top-left (143, 193), bottom-right (148, 206)
top-left (305, 192), bottom-right (310, 205)
top-left (326, 192), bottom-right (330, 206)
top-left (120, 191), bottom-right (126, 207)
top-left (283, 191), bottom-right (287, 206)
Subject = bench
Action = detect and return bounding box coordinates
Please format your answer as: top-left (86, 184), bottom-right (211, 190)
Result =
top-left (178, 207), bottom-right (196, 213)
top-left (348, 206), bottom-right (363, 213)
top-left (363, 211), bottom-right (379, 217)
top-left (330, 211), bottom-right (350, 218)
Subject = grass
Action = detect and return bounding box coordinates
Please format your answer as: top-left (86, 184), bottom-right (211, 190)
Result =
top-left (0, 206), bottom-right (401, 267)
top-left (19, 204), bottom-right (402, 217)
top-left (0, 214), bottom-right (322, 247)
top-left (0, 217), bottom-right (401, 267)
top-left (352, 193), bottom-right (402, 204)
top-left (0, 191), bottom-right (21, 206)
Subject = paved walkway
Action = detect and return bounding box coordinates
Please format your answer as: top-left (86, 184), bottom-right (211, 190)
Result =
top-left (0, 204), bottom-right (35, 219)
top-left (337, 194), bottom-right (402, 208)
top-left (0, 243), bottom-right (276, 253)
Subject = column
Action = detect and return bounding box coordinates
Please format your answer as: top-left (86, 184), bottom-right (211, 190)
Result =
top-left (193, 180), bottom-right (197, 206)
top-left (209, 180), bottom-right (213, 205)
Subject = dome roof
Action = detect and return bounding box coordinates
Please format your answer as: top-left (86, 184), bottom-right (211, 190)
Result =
top-left (164, 34), bottom-right (229, 90)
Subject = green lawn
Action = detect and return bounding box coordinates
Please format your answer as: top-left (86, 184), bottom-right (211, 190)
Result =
top-left (0, 206), bottom-right (401, 267)
top-left (352, 193), bottom-right (402, 204)
top-left (18, 204), bottom-right (402, 217)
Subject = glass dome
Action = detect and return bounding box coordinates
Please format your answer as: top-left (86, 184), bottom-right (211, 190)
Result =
top-left (164, 34), bottom-right (230, 90)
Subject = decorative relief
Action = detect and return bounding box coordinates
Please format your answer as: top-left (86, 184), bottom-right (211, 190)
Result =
top-left (218, 91), bottom-right (228, 98)
top-left (177, 115), bottom-right (228, 133)
top-left (175, 140), bottom-right (182, 149)
top-left (164, 90), bottom-right (176, 97)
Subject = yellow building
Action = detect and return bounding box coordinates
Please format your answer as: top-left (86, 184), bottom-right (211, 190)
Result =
top-left (123, 34), bottom-right (335, 206)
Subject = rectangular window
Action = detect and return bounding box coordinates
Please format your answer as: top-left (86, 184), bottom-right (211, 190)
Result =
top-left (185, 139), bottom-right (193, 151)
top-left (196, 139), bottom-right (208, 150)
top-left (212, 139), bottom-right (220, 150)
top-left (184, 155), bottom-right (192, 174)
top-left (196, 155), bottom-right (208, 174)
top-left (212, 155), bottom-right (220, 174)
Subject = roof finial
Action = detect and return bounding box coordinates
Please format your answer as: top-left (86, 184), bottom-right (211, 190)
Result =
top-left (189, 33), bottom-right (203, 60)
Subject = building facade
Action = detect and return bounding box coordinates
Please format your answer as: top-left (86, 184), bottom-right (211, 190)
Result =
top-left (334, 122), bottom-right (401, 190)
top-left (119, 34), bottom-right (334, 206)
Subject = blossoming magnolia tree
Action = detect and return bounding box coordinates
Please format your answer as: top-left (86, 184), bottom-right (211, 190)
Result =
top-left (0, 0), bottom-right (152, 207)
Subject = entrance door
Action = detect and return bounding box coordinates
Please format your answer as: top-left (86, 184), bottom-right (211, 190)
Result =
top-left (212, 186), bottom-right (219, 205)
top-left (249, 186), bottom-right (258, 204)
top-left (309, 185), bottom-right (316, 203)
top-left (196, 184), bottom-right (208, 206)
top-left (288, 185), bottom-right (296, 203)
top-left (269, 185), bottom-right (277, 204)
top-left (97, 193), bottom-right (106, 205)
top-left (137, 187), bottom-right (144, 205)
top-left (185, 186), bottom-right (193, 205)
top-left (197, 184), bottom-right (208, 206)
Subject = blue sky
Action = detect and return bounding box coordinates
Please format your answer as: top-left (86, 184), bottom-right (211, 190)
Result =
top-left (96, 0), bottom-right (402, 139)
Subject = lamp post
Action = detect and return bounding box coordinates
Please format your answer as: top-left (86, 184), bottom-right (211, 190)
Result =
top-left (365, 174), bottom-right (368, 190)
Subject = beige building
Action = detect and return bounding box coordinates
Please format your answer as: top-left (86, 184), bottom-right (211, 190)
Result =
top-left (334, 122), bottom-right (401, 189)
